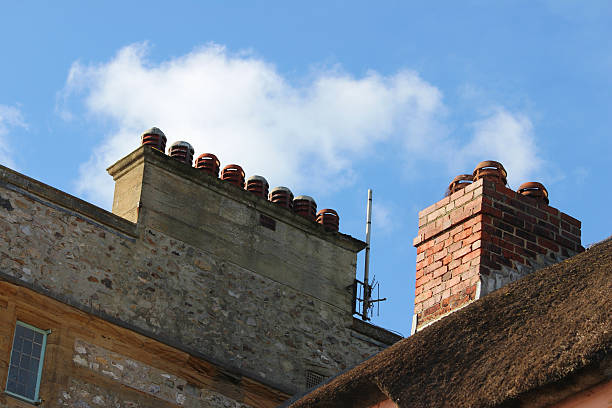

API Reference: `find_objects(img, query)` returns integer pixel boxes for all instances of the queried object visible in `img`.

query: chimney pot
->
[293,195,317,221]
[246,175,269,198]
[517,182,549,205]
[195,153,221,177]
[316,209,339,232]
[168,141,195,165]
[221,164,246,188]
[447,174,473,196]
[141,127,167,152]
[473,160,507,185]
[269,187,294,209]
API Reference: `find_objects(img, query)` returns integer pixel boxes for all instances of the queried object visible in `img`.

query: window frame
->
[4,321,50,404]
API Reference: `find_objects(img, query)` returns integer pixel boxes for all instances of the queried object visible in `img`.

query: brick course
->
[414,178,583,330]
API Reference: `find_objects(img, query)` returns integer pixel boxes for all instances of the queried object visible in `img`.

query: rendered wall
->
[369,399,398,408]
[550,378,612,408]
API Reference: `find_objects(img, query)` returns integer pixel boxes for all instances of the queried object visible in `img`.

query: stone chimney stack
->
[412,161,583,333]
[107,131,366,320]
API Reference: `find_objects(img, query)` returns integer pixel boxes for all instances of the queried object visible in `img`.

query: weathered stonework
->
[72,339,246,408]
[107,147,365,311]
[56,379,253,408]
[0,153,400,406]
[57,379,148,408]
[0,279,289,408]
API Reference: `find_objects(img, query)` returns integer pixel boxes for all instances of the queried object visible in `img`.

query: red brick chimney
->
[412,161,583,333]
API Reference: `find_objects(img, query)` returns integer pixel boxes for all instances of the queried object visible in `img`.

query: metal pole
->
[363,189,373,320]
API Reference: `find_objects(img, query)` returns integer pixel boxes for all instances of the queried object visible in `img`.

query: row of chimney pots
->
[141,127,340,232]
[447,160,550,205]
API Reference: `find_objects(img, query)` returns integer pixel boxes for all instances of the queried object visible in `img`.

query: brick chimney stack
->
[412,161,583,332]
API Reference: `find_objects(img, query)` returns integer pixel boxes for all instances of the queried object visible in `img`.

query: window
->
[5,321,49,404]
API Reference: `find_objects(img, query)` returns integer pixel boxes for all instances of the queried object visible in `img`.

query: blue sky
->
[1,1,611,336]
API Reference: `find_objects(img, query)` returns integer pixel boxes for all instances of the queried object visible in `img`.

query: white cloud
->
[61,43,446,207]
[60,43,544,207]
[456,108,541,187]
[0,105,27,169]
[369,199,401,235]
[572,166,589,185]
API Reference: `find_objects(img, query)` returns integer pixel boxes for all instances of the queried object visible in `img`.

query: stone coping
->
[108,146,367,253]
[351,318,403,346]
[0,166,137,238]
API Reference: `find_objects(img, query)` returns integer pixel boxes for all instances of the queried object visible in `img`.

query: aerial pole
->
[362,189,373,320]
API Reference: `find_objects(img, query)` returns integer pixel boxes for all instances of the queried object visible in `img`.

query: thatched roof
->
[288,238,612,408]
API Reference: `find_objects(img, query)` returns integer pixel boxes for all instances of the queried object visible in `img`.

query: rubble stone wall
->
[0,168,394,401]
